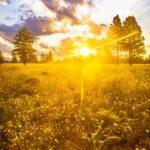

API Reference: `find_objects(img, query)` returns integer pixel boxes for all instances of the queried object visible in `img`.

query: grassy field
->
[0,63,150,149]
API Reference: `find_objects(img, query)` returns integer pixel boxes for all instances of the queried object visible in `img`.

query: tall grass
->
[0,63,150,149]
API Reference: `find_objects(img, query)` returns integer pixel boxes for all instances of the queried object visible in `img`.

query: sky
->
[0,0,150,59]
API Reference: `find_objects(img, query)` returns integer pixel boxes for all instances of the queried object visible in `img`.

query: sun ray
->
[92,31,138,50]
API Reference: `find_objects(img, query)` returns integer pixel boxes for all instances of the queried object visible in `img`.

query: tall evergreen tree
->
[0,51,4,64]
[123,16,145,65]
[40,53,46,63]
[11,50,18,63]
[108,15,123,64]
[40,51,53,63]
[46,51,53,62]
[28,53,38,63]
[13,27,37,65]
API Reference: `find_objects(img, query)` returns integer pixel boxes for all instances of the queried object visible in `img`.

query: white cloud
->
[0,0,9,5]
[0,36,13,48]
[22,0,55,18]
[0,35,13,59]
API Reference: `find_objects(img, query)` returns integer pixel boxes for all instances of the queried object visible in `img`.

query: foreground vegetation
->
[0,63,150,149]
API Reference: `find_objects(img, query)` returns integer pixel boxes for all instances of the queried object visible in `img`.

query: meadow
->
[0,63,150,150]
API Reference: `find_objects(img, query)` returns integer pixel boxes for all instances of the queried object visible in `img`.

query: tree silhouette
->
[13,27,37,65]
[11,50,18,63]
[28,52,38,63]
[123,16,145,65]
[0,51,4,64]
[108,15,123,64]
[40,51,53,63]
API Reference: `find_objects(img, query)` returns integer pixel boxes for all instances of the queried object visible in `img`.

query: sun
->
[78,47,91,56]
[74,47,96,57]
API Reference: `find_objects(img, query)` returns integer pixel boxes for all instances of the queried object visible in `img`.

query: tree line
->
[107,15,145,65]
[0,15,149,65]
[0,27,53,65]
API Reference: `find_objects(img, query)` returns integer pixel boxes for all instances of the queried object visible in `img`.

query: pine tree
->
[11,50,18,63]
[28,53,38,63]
[46,51,53,62]
[40,51,53,63]
[108,15,123,64]
[40,53,46,63]
[13,27,37,65]
[123,16,145,65]
[0,51,4,64]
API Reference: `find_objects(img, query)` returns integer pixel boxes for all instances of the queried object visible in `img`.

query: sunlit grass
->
[0,63,150,149]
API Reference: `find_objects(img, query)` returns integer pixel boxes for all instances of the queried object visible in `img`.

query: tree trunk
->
[117,43,119,65]
[129,36,133,65]
[23,61,26,65]
[129,49,132,65]
[23,53,27,65]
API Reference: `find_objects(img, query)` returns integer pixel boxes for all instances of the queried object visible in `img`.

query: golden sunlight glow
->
[73,47,96,57]
[93,31,138,50]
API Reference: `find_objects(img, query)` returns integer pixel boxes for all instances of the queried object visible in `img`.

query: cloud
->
[64,0,93,6]
[4,17,16,21]
[0,0,10,5]
[0,31,13,42]
[0,24,21,40]
[40,0,93,23]
[87,21,107,35]
[0,34,13,59]
[41,0,77,22]
[0,16,61,37]
[0,0,94,37]
[39,42,50,49]
[0,42,12,53]
[23,16,61,36]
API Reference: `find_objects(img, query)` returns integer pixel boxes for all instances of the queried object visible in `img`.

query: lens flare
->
[92,31,138,50]
[73,47,96,57]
